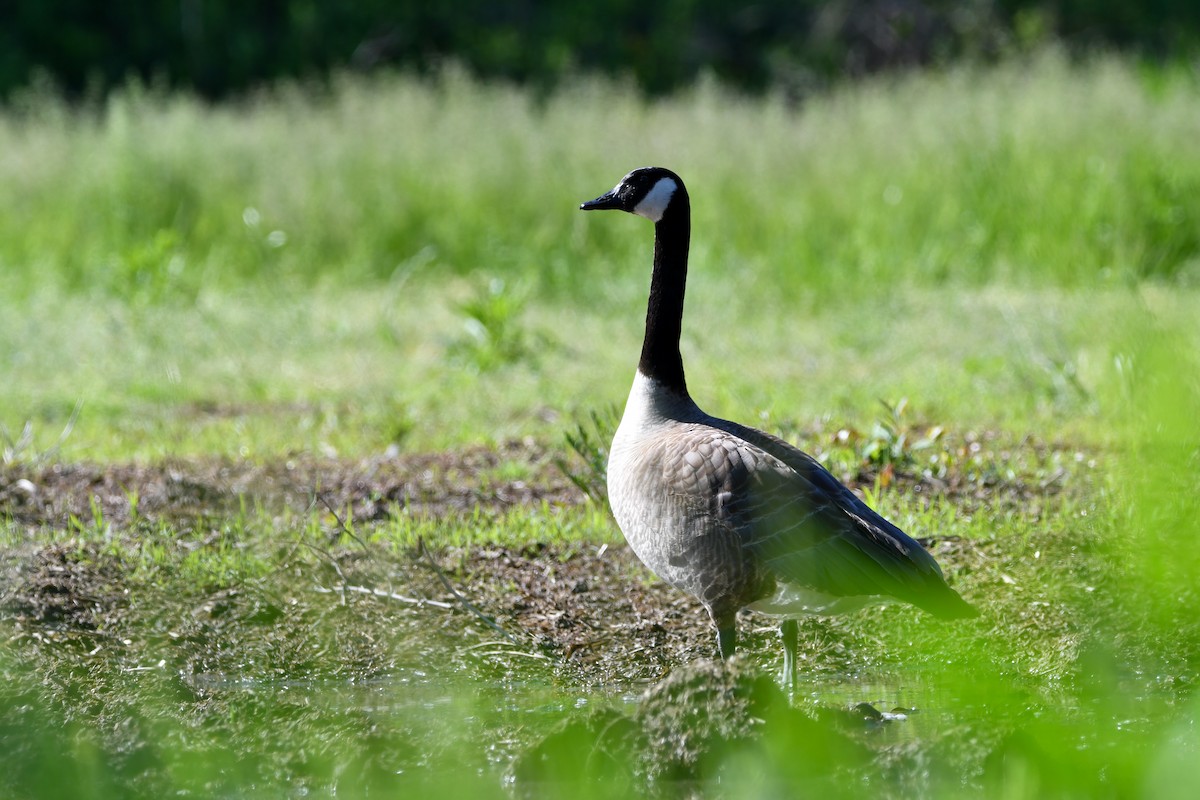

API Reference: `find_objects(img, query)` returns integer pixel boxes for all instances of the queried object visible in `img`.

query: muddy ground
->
[0,438,1015,684]
[0,438,583,529]
[0,438,1076,795]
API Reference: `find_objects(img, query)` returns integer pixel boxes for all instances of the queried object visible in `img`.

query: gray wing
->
[670,420,974,619]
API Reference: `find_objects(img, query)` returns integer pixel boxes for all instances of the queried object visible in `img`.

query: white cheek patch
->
[632,177,678,222]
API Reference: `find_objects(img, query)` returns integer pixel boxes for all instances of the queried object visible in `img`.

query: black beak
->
[580,189,623,211]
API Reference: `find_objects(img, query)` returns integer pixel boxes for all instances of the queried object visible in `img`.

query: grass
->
[1,52,1197,296]
[1,51,1197,461]
[3,283,1195,461]
[1,48,1199,798]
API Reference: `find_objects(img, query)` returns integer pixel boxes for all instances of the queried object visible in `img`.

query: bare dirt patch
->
[0,438,582,529]
[0,433,1061,686]
[0,427,1082,534]
[2,544,128,632]
[0,437,1094,797]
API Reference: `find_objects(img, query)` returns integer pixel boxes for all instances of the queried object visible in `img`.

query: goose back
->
[608,374,973,624]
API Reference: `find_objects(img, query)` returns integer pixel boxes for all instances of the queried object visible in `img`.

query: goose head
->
[580,166,687,223]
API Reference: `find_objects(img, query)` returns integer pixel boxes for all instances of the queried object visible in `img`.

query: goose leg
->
[714,614,737,660]
[780,618,798,691]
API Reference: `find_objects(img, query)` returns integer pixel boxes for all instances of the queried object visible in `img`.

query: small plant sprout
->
[1,401,82,466]
[124,487,142,528]
[557,405,621,502]
[837,398,946,485]
[451,277,548,372]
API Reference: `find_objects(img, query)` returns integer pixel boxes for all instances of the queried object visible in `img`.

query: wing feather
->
[658,417,973,617]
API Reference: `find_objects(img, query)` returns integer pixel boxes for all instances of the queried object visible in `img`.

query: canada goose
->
[580,167,977,683]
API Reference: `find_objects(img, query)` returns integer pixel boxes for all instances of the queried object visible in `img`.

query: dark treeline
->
[3,0,1199,100]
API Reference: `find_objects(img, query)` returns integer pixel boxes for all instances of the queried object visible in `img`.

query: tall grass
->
[1,50,1198,305]
[2,50,1198,460]
[3,54,1200,799]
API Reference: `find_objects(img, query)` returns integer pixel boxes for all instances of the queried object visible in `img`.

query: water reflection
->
[174,659,1196,798]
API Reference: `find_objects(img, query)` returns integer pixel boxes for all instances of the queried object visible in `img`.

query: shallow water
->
[177,663,1012,790]
[8,642,1195,800]
[186,665,989,731]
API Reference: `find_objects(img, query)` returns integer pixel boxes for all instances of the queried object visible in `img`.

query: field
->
[2,49,1200,797]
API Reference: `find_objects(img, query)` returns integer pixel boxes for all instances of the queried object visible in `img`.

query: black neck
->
[637,196,690,394]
